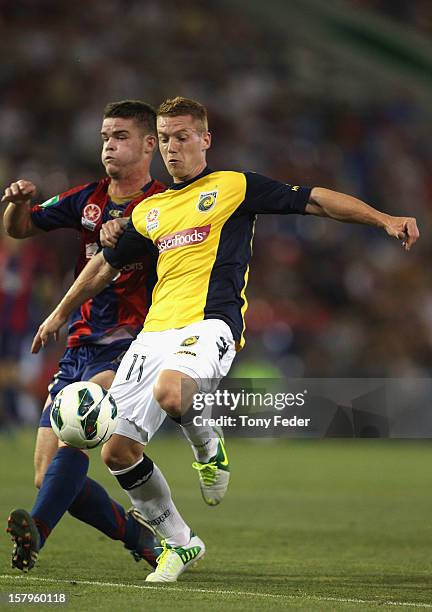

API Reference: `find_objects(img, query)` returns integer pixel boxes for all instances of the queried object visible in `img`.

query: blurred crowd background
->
[1,0,432,427]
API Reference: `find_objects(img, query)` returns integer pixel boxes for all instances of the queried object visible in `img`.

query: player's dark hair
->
[157,97,208,132]
[104,100,157,135]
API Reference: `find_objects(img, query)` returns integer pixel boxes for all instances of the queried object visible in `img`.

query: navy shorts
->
[39,340,131,428]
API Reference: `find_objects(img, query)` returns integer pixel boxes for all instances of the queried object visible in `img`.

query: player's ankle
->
[191,438,218,462]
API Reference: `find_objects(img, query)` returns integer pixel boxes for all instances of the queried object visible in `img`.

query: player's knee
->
[101,439,141,471]
[153,381,182,419]
[101,444,125,470]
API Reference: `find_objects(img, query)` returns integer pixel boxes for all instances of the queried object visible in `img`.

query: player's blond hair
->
[157,97,208,133]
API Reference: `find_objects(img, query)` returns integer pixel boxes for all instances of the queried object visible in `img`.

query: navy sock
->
[68,476,142,551]
[31,446,89,548]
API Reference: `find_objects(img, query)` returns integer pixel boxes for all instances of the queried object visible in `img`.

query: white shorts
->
[109,319,236,445]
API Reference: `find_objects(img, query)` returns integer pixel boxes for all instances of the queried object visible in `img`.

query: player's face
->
[157,115,211,183]
[100,117,152,179]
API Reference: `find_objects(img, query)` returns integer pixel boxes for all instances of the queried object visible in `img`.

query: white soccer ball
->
[50,381,118,449]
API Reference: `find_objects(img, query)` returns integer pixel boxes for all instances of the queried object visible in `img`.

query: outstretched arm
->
[32,215,152,353]
[31,252,117,353]
[305,187,419,251]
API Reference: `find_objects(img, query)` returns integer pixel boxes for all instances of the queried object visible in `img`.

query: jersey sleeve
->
[239,172,312,215]
[30,183,96,231]
[103,218,154,270]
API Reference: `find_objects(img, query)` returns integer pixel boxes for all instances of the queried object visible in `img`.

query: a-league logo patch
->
[181,336,199,347]
[197,190,218,212]
[146,208,160,232]
[40,194,59,208]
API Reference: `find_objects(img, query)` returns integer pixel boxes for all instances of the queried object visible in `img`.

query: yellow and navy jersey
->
[103,168,311,348]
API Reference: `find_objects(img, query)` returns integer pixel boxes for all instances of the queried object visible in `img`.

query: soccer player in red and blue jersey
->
[2,100,165,571]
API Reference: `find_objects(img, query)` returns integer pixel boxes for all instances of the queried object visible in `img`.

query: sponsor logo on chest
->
[155,225,210,253]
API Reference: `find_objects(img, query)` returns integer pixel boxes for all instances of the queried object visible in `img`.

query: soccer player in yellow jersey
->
[32,97,419,582]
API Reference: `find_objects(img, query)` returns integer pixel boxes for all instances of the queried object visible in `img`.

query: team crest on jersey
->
[81,203,102,230]
[197,190,218,212]
[146,208,160,232]
[181,336,199,347]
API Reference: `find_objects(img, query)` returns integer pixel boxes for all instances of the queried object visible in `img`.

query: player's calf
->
[124,507,160,568]
[33,423,60,489]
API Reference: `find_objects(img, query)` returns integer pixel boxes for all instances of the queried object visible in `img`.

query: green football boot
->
[145,534,205,582]
[192,428,230,506]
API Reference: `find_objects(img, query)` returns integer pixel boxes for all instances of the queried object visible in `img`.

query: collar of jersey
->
[169,167,213,191]
[108,179,155,204]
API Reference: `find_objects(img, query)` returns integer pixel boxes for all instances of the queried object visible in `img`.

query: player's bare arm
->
[305,187,419,251]
[100,217,129,248]
[31,252,118,353]
[2,179,42,238]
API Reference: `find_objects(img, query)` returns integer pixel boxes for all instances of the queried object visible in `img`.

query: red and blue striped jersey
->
[31,177,165,347]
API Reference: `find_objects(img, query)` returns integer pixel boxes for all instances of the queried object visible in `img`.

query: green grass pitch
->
[1,430,432,610]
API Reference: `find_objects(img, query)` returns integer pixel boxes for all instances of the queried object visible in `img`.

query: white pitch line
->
[1,575,432,608]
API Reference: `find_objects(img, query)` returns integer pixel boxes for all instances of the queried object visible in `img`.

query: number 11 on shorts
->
[125,353,146,382]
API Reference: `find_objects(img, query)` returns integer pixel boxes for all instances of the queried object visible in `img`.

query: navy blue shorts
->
[39,340,131,428]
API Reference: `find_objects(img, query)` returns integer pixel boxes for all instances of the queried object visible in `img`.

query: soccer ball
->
[50,381,118,449]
